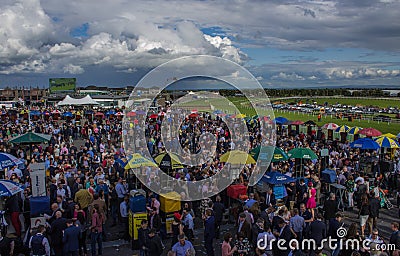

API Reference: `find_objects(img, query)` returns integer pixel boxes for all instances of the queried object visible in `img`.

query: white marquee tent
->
[57,95,99,106]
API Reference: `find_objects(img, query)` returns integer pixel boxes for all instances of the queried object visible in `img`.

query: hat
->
[174,212,181,220]
[308,181,313,187]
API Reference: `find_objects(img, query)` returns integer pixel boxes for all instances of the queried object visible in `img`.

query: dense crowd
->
[0,103,399,256]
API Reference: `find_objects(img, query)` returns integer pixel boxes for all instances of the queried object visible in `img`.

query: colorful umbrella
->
[0,180,24,197]
[154,153,184,170]
[274,117,289,125]
[350,138,380,150]
[115,112,124,116]
[219,150,256,164]
[235,113,246,118]
[290,120,304,125]
[63,112,73,117]
[348,127,362,135]
[51,110,61,114]
[189,113,198,118]
[359,127,382,137]
[124,153,158,169]
[250,146,288,163]
[136,110,146,115]
[261,172,296,185]
[126,111,136,117]
[322,123,339,130]
[149,114,158,119]
[288,148,318,160]
[335,125,350,133]
[374,137,399,149]
[29,110,41,116]
[378,133,397,139]
[0,153,23,169]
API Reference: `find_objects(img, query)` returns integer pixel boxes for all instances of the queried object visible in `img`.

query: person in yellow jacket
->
[74,184,93,215]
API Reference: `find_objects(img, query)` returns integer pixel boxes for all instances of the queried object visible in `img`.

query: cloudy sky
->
[0,0,399,89]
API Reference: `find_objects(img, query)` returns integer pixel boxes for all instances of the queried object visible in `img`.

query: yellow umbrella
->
[219,150,256,164]
[235,113,246,118]
[374,137,399,149]
[154,153,184,169]
[124,153,158,169]
[379,133,397,139]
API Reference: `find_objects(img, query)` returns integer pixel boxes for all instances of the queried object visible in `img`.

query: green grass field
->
[174,96,400,134]
[272,97,400,108]
[228,97,400,134]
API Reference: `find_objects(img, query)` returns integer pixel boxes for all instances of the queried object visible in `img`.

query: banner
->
[30,163,46,197]
[130,212,148,239]
[31,217,46,228]
[273,185,285,199]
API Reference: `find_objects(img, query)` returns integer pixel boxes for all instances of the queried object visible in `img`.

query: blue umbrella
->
[63,112,73,117]
[321,169,337,183]
[106,110,116,116]
[0,153,23,169]
[274,117,289,125]
[261,171,296,185]
[0,179,24,197]
[29,110,41,116]
[213,110,222,115]
[350,138,380,150]
[136,110,146,115]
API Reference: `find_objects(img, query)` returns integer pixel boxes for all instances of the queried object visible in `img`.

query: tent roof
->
[9,132,51,144]
[58,95,99,106]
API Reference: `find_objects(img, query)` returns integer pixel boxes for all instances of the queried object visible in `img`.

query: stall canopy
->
[58,95,99,106]
[9,132,51,144]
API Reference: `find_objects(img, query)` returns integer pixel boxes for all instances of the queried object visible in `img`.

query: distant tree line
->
[218,88,398,97]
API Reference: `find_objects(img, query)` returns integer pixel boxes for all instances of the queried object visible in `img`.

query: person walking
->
[204,209,215,256]
[146,228,164,256]
[358,194,370,237]
[368,191,380,234]
[138,220,149,256]
[222,232,237,256]
[90,205,104,256]
[50,211,67,256]
[29,225,51,256]
[63,219,80,256]
[213,195,225,239]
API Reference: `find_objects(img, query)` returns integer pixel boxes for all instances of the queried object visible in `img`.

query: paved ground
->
[95,202,399,256]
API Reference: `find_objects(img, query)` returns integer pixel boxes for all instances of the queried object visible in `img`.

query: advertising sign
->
[30,163,46,197]
[49,78,76,94]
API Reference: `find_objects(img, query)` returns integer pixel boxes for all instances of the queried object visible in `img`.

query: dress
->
[306,188,317,209]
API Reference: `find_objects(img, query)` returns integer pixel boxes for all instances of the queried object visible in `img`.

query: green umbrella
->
[250,146,288,163]
[288,148,318,160]
[9,132,51,144]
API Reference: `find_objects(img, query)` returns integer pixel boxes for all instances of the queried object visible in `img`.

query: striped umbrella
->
[378,133,397,139]
[335,125,350,133]
[374,137,399,149]
[322,123,339,130]
[348,127,362,135]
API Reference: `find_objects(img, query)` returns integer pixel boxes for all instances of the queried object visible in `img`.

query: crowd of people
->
[0,101,399,256]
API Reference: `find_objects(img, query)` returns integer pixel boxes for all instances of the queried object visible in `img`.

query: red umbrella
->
[189,113,198,118]
[290,120,304,125]
[149,114,158,119]
[359,127,382,137]
[95,112,104,117]
[126,111,136,117]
